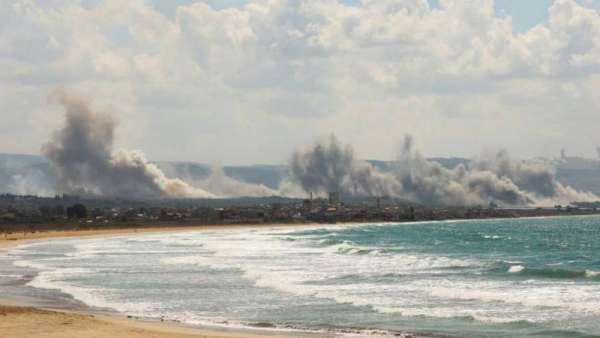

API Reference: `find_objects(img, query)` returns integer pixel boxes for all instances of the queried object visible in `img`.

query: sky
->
[1,0,600,165]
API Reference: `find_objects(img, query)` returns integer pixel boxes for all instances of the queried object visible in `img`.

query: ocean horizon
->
[2,216,600,337]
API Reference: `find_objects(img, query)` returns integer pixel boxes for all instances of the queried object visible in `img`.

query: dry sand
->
[0,224,306,338]
[0,304,295,338]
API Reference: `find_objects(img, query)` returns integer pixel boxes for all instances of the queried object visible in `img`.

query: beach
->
[0,225,300,338]
[0,304,292,338]
[2,216,600,337]
[0,223,292,248]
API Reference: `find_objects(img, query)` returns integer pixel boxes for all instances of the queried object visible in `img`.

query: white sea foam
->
[585,270,600,278]
[13,259,48,271]
[508,265,525,273]
[160,229,520,321]
[25,263,160,316]
[158,226,600,324]
[8,222,600,331]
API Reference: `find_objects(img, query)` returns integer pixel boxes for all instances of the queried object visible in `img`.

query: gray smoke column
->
[286,135,400,197]
[286,134,598,206]
[42,90,214,199]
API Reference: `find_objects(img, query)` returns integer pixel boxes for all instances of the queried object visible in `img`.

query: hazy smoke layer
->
[9,172,54,197]
[153,162,281,198]
[287,135,598,206]
[395,135,599,206]
[199,165,277,197]
[42,91,215,199]
[394,135,527,206]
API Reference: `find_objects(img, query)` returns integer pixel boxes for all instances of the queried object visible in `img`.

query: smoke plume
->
[396,136,598,206]
[42,91,215,199]
[27,90,600,205]
[287,135,400,197]
[287,135,598,206]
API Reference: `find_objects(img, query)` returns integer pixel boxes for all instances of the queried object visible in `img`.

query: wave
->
[313,236,411,256]
[329,243,381,255]
[508,265,525,273]
[506,265,600,280]
[8,222,600,336]
[0,273,26,279]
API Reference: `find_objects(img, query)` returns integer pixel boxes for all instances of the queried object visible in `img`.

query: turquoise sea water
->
[3,215,600,337]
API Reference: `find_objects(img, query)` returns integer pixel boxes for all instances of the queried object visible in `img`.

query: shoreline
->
[0,220,438,338]
[2,215,599,338]
[0,222,320,249]
[0,303,302,338]
[4,210,600,248]
[0,223,322,338]
[4,211,599,249]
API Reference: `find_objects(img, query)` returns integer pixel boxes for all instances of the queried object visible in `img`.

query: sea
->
[2,215,600,337]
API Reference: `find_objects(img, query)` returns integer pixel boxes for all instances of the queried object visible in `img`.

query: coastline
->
[0,223,315,338]
[4,209,599,249]
[0,222,319,248]
[2,215,599,338]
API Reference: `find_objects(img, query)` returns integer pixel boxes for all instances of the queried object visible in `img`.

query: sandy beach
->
[0,304,301,338]
[0,225,301,338]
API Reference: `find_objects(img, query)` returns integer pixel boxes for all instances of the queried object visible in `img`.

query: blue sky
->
[146,0,596,32]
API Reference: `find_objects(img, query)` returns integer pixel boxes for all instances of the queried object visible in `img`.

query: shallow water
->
[3,216,600,337]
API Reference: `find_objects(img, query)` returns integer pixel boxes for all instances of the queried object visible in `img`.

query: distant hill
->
[0,154,53,193]
[0,154,289,194]
[555,157,600,194]
[0,153,47,170]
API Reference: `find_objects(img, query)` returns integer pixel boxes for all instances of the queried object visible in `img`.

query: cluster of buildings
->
[1,192,598,234]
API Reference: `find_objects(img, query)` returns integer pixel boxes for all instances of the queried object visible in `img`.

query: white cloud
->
[1,0,599,164]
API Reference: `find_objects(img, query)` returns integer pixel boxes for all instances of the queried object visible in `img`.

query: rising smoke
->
[286,135,598,206]
[287,136,401,198]
[42,91,215,199]
[397,135,597,206]
[19,90,600,205]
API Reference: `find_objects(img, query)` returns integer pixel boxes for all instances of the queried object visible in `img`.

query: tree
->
[38,205,51,217]
[55,205,65,217]
[67,204,87,219]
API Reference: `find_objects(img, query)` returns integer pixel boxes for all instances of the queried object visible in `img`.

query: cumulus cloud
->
[1,0,600,163]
